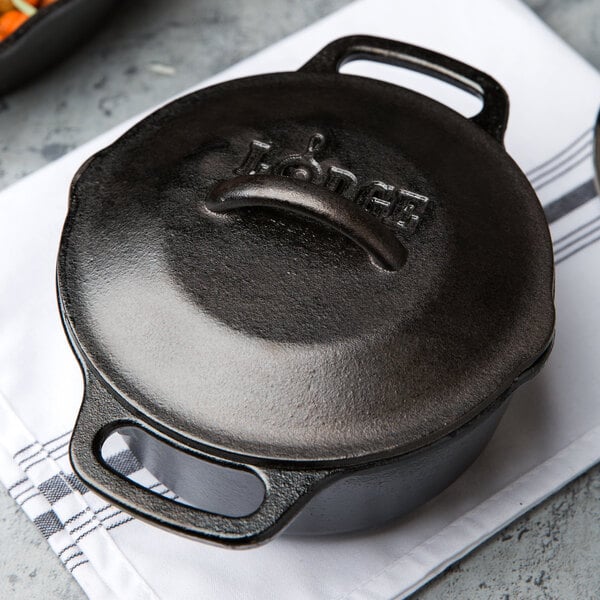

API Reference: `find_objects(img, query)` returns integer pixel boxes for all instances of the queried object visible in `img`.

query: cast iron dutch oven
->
[57,36,555,548]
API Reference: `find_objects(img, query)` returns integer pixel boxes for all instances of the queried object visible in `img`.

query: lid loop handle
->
[300,35,509,144]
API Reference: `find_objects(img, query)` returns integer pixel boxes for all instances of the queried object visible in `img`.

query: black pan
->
[0,0,117,94]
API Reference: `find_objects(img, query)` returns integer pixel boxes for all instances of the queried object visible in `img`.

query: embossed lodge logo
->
[234,132,431,237]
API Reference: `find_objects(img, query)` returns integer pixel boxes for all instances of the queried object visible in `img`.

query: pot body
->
[290,395,507,534]
[121,391,508,535]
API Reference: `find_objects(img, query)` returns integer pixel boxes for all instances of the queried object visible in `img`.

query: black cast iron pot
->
[57,36,555,548]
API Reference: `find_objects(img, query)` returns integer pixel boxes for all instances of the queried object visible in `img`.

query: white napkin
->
[1,0,599,598]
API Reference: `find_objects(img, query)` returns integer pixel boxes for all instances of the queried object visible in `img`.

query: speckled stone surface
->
[0,1,599,599]
[415,464,600,599]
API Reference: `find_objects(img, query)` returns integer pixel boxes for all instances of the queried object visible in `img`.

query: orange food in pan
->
[0,10,27,40]
[0,0,57,42]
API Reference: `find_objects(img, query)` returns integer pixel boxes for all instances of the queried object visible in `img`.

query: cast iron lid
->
[58,36,555,466]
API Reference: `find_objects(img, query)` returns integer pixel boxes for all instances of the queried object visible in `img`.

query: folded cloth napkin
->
[1,0,599,598]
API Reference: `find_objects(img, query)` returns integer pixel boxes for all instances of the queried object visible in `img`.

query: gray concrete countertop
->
[0,1,599,598]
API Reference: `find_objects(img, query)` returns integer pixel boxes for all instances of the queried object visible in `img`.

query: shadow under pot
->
[57,35,555,548]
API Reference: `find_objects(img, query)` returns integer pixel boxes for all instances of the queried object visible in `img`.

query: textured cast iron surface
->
[0,0,117,94]
[58,36,555,465]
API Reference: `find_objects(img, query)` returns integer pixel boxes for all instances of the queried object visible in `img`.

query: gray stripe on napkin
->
[65,473,88,495]
[34,511,63,539]
[38,475,72,504]
[104,450,143,477]
[544,179,597,223]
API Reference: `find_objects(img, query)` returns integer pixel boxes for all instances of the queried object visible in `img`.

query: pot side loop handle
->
[300,35,509,144]
[205,174,407,271]
[70,370,339,548]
